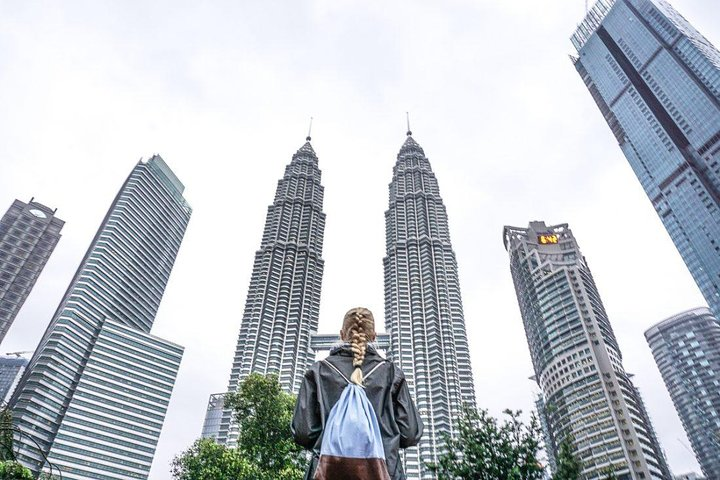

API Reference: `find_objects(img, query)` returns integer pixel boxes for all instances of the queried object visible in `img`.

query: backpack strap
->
[322,360,353,386]
[323,359,387,387]
[364,360,387,382]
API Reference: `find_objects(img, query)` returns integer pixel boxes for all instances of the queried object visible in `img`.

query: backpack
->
[314,360,391,480]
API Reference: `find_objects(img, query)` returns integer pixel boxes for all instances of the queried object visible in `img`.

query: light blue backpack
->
[314,360,391,480]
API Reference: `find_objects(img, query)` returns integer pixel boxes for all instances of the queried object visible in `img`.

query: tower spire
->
[406,112,412,136]
[306,117,313,142]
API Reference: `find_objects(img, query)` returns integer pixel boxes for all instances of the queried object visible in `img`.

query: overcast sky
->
[2,0,720,478]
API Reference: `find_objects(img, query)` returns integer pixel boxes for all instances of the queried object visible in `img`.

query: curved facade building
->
[645,307,720,479]
[504,221,670,480]
[208,139,326,445]
[384,133,476,479]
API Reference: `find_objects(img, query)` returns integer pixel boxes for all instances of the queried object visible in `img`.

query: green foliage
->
[428,407,545,480]
[172,374,306,480]
[0,460,33,480]
[171,439,257,480]
[552,437,582,480]
[225,373,306,475]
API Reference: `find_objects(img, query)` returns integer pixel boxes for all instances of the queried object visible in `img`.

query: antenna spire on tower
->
[306,117,313,142]
[406,112,412,136]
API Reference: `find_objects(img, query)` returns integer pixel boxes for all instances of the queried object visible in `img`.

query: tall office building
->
[204,137,326,445]
[10,156,191,480]
[0,199,63,344]
[384,132,476,479]
[645,307,720,479]
[504,221,671,480]
[535,393,557,473]
[572,0,720,319]
[0,354,30,404]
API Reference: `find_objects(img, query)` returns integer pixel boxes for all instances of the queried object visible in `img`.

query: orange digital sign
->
[538,234,559,245]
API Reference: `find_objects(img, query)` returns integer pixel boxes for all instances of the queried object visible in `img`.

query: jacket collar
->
[329,342,379,357]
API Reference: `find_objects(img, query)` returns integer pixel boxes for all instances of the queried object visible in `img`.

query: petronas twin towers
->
[203,130,476,478]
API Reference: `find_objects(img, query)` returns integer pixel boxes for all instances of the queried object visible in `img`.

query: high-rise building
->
[384,132,476,479]
[675,474,705,480]
[204,137,326,445]
[0,199,64,344]
[535,393,557,474]
[504,221,671,480]
[645,307,720,479]
[0,354,30,404]
[10,155,191,480]
[571,0,720,319]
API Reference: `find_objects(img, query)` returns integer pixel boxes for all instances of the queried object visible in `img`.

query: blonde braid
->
[342,307,375,385]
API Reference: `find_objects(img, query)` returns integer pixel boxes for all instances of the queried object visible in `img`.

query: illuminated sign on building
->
[538,234,558,245]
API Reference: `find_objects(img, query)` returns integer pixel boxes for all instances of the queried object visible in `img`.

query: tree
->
[0,460,33,480]
[171,438,258,480]
[428,407,545,480]
[552,436,582,480]
[225,373,306,475]
[172,374,306,480]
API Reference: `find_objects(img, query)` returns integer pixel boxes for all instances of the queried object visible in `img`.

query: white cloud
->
[1,0,718,477]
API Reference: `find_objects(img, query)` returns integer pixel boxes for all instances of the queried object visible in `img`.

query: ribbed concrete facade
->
[505,222,670,480]
[384,134,476,479]
[208,139,325,445]
[10,156,191,479]
[0,199,63,344]
[645,307,720,479]
[572,0,720,320]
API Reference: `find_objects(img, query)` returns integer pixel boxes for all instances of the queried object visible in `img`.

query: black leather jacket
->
[292,344,423,480]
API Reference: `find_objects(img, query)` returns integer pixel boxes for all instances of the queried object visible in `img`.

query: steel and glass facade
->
[0,355,30,404]
[572,0,720,319]
[384,134,476,479]
[504,221,671,480]
[645,307,720,479]
[0,199,63,344]
[10,156,191,479]
[201,393,225,441]
[205,139,326,445]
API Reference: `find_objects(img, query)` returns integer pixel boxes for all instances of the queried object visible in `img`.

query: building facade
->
[674,474,705,480]
[535,393,558,474]
[645,307,720,479]
[572,0,720,319]
[504,221,670,480]
[204,138,326,445]
[10,156,191,480]
[384,133,476,478]
[0,199,64,344]
[0,354,30,404]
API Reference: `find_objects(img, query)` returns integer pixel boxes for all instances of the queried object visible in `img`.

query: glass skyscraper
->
[10,156,191,480]
[384,133,476,479]
[0,199,63,344]
[504,221,670,480]
[572,0,720,319]
[0,354,30,404]
[645,307,720,479]
[204,137,326,445]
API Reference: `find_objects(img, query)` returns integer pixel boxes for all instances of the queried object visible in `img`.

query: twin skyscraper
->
[201,131,477,479]
[4,0,720,478]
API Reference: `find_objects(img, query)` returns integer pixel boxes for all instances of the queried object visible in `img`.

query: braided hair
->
[341,307,376,385]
